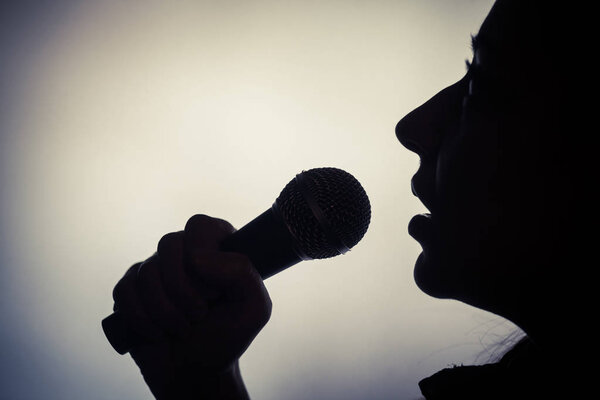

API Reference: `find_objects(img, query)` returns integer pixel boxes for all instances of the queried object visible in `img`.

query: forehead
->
[476,0,533,58]
[473,0,561,83]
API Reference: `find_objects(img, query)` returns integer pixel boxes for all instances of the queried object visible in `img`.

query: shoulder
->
[418,337,561,399]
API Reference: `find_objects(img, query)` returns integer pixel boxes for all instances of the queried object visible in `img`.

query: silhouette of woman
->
[108,1,580,398]
[396,1,579,398]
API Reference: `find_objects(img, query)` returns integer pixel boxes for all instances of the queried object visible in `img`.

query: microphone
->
[221,167,371,278]
[102,167,371,354]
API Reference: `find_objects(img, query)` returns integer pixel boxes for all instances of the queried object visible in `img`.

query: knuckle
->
[249,293,272,330]
[112,263,141,303]
[259,294,273,325]
[243,291,272,332]
[157,231,183,255]
[215,218,236,234]
[185,214,235,236]
[136,258,156,285]
[112,280,125,303]
[185,214,213,232]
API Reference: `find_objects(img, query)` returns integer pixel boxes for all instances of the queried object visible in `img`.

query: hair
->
[477,329,527,364]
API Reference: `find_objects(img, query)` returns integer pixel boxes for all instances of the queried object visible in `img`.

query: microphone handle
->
[102,206,303,355]
[220,204,305,279]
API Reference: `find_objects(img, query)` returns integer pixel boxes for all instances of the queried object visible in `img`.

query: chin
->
[412,251,460,300]
[413,249,508,316]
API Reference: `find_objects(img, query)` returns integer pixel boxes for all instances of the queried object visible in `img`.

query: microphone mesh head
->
[275,167,371,259]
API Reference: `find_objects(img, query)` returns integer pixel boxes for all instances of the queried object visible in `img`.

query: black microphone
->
[102,167,371,354]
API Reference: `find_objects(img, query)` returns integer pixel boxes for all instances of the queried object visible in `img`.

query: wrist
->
[163,361,249,400]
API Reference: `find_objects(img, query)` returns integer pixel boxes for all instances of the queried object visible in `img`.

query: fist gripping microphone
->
[103,167,371,354]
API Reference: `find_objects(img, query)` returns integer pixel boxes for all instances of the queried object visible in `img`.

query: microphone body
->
[102,167,370,354]
[219,205,304,279]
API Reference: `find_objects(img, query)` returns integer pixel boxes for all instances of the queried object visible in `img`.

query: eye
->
[462,62,479,100]
[466,64,485,95]
[462,62,505,110]
[464,59,483,97]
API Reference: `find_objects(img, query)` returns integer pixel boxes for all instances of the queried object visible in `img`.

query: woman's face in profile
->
[396,0,561,313]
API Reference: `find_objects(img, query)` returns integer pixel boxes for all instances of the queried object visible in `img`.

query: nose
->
[396,75,469,159]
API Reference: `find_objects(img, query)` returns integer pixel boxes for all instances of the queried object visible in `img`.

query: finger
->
[112,263,164,342]
[136,255,191,339]
[185,252,272,367]
[184,214,236,255]
[189,252,272,329]
[157,231,208,321]
[183,214,237,301]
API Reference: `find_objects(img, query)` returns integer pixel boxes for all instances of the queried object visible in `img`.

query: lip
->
[410,169,435,214]
[408,213,433,243]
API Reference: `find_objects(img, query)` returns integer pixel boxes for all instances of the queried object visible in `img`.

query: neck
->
[485,289,574,364]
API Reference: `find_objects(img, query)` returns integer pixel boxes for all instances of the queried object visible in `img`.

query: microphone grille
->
[275,167,371,259]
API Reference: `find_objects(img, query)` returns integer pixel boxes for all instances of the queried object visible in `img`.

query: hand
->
[111,214,272,399]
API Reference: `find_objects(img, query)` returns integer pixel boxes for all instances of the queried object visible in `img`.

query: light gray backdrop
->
[1,1,519,399]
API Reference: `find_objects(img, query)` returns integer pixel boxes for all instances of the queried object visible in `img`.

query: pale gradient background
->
[0,1,520,399]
